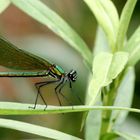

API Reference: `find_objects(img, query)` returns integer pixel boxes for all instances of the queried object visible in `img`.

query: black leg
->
[29,80,59,110]
[55,78,73,113]
[59,92,73,105]
[74,93,84,105]
[54,78,64,106]
[29,82,48,109]
[101,92,104,102]
[58,78,83,105]
[57,81,73,105]
[68,79,84,105]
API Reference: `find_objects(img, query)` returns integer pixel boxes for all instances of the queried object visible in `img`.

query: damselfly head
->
[67,70,77,82]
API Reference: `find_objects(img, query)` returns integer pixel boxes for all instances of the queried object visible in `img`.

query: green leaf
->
[0,118,82,140]
[116,0,137,51]
[85,110,101,140]
[115,131,140,140]
[93,26,110,55]
[83,0,119,50]
[0,0,10,13]
[0,102,140,115]
[101,132,118,140]
[111,67,135,129]
[86,52,112,105]
[11,0,92,67]
[124,26,140,66]
[104,52,129,85]
[86,52,128,106]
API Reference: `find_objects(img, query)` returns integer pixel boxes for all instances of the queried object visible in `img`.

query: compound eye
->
[68,70,77,82]
[72,75,77,81]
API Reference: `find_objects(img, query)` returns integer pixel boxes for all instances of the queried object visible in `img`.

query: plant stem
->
[100,87,116,137]
[100,71,125,138]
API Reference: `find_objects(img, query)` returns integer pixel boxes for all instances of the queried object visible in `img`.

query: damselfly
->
[0,36,83,110]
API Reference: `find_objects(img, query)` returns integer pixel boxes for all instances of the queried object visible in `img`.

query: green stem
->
[100,71,125,138]
[100,87,116,137]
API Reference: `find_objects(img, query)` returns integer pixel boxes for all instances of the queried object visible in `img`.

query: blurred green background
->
[0,0,140,139]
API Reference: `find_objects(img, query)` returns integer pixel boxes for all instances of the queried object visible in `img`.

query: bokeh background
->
[0,0,140,139]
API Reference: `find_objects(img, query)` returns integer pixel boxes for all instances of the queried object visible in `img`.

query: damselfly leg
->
[29,80,59,110]
[55,79,73,106]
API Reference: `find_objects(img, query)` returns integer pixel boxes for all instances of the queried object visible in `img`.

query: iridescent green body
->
[0,71,48,77]
[55,65,65,74]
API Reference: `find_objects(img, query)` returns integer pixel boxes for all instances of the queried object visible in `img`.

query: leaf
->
[0,0,10,13]
[11,0,92,67]
[116,0,137,51]
[0,118,82,140]
[86,52,112,105]
[111,67,135,129]
[83,0,119,50]
[104,52,129,85]
[93,26,110,55]
[115,131,140,140]
[86,52,128,106]
[101,132,118,140]
[85,110,101,140]
[124,26,140,66]
[0,102,140,115]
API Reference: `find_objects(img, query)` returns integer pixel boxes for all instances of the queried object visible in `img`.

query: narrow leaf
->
[11,0,92,67]
[0,0,10,13]
[101,132,118,140]
[111,67,135,129]
[0,102,139,114]
[115,131,140,140]
[104,52,128,85]
[116,0,137,51]
[85,110,101,140]
[124,26,140,66]
[84,0,119,50]
[86,52,112,105]
[93,26,110,55]
[0,118,82,140]
[0,102,140,115]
